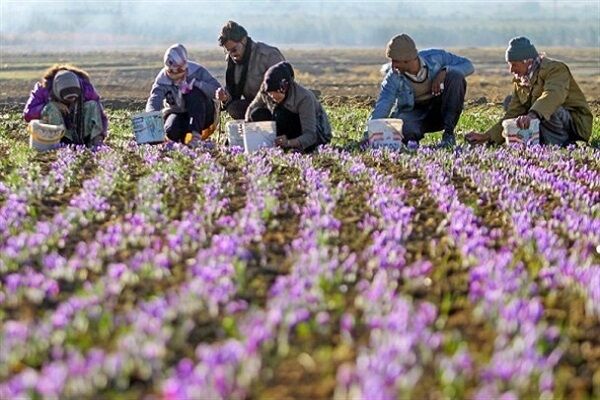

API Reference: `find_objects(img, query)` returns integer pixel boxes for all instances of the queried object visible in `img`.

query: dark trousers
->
[226,99,252,120]
[248,105,317,153]
[401,70,467,142]
[164,88,214,143]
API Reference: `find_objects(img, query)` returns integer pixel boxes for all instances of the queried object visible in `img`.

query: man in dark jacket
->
[216,21,285,120]
[246,61,332,153]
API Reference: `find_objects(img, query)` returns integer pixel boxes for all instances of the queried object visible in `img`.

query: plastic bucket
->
[226,120,245,148]
[502,118,540,145]
[367,118,404,149]
[131,111,165,144]
[28,120,65,151]
[242,121,276,153]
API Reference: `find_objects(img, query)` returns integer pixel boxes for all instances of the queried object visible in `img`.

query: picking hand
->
[465,131,490,145]
[274,135,289,148]
[216,87,230,102]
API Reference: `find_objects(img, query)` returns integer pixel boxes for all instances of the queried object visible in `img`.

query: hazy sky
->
[1,0,598,49]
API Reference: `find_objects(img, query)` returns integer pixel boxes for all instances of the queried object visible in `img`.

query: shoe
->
[188,132,202,148]
[438,132,456,148]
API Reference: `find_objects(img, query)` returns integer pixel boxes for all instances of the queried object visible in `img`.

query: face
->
[508,60,529,77]
[391,57,420,75]
[266,90,286,104]
[223,39,246,63]
[166,65,187,81]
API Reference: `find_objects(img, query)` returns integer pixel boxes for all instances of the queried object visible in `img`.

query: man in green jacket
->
[466,36,592,146]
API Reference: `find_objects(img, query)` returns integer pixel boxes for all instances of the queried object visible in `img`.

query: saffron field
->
[1,98,599,400]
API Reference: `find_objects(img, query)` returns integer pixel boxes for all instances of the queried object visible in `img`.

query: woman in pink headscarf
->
[146,43,223,146]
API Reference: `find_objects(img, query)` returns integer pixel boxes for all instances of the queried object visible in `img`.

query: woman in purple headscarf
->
[23,64,108,147]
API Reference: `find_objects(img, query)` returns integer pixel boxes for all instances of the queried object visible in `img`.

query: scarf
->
[517,55,543,87]
[403,57,428,82]
[225,37,253,101]
[51,71,85,144]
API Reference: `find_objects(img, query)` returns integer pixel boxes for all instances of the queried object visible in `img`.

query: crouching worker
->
[146,44,222,146]
[370,34,474,148]
[23,65,108,147]
[245,61,332,153]
[466,37,592,146]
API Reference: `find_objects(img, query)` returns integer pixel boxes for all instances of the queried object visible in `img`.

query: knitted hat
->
[386,34,418,61]
[218,21,248,45]
[263,61,294,92]
[52,70,81,102]
[505,37,538,62]
[164,44,188,69]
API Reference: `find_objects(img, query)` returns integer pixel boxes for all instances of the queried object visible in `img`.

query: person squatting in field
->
[23,65,108,147]
[215,21,286,121]
[369,33,474,148]
[466,36,593,146]
[245,61,332,153]
[146,43,221,147]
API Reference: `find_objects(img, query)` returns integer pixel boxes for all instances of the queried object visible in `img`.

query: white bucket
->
[367,118,404,149]
[131,111,166,144]
[28,120,65,151]
[226,120,245,148]
[242,121,276,153]
[502,118,540,145]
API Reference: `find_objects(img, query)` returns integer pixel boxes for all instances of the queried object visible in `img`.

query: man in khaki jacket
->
[215,21,285,120]
[466,36,592,146]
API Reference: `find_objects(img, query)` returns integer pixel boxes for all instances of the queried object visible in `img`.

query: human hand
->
[57,102,70,114]
[465,131,490,145]
[274,135,289,148]
[516,114,531,129]
[432,68,447,96]
[216,87,230,102]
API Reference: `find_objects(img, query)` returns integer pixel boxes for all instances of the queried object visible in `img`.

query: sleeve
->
[484,86,528,143]
[530,64,571,121]
[145,80,166,112]
[295,95,319,150]
[441,50,474,77]
[23,82,49,122]
[193,67,222,100]
[266,48,285,68]
[370,70,400,120]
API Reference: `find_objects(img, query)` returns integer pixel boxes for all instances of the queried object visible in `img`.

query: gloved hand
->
[179,78,196,95]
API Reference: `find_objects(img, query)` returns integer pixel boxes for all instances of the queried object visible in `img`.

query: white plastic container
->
[226,119,245,148]
[367,118,404,149]
[28,120,65,151]
[242,121,276,153]
[131,111,166,144]
[502,118,540,146]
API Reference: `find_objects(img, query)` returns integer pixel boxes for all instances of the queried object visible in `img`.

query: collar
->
[403,56,428,82]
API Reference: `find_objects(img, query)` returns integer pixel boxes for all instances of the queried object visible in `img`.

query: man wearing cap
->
[216,21,285,120]
[23,64,108,147]
[146,43,222,146]
[370,33,474,148]
[466,36,592,146]
[245,61,331,153]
